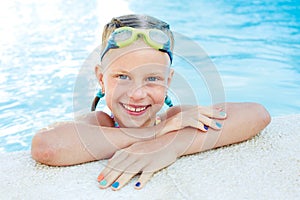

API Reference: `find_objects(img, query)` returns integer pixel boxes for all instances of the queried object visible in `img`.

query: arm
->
[158,102,271,156]
[97,102,271,190]
[31,111,162,166]
[31,105,223,166]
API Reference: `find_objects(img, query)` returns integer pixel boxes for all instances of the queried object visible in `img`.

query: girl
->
[31,14,271,191]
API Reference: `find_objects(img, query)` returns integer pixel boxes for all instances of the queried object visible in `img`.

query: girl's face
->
[96,43,173,128]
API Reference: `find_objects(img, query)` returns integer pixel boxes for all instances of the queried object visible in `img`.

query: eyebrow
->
[110,70,129,74]
[146,72,165,76]
[110,69,166,75]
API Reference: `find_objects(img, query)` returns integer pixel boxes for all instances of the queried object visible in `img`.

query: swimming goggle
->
[100,27,173,63]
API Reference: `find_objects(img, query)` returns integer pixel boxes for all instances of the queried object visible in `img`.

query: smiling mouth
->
[121,103,150,113]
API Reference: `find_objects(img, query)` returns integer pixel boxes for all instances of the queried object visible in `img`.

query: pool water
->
[130,0,300,114]
[0,0,299,152]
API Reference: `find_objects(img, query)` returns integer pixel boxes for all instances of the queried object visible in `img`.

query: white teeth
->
[123,104,146,112]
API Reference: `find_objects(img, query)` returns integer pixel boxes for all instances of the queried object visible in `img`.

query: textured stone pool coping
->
[1,114,299,200]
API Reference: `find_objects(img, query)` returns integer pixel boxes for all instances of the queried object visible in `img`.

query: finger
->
[99,168,122,189]
[98,149,128,181]
[187,119,208,132]
[214,108,227,119]
[134,171,154,190]
[107,149,128,169]
[112,159,145,190]
[111,161,143,191]
[197,106,227,119]
[111,172,137,191]
[198,115,222,130]
[99,154,138,189]
[212,105,226,112]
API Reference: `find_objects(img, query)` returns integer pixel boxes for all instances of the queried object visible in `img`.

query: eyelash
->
[117,74,130,80]
[147,77,159,82]
[114,74,162,82]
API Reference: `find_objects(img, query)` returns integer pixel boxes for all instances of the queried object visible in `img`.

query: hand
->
[97,139,178,190]
[157,105,227,136]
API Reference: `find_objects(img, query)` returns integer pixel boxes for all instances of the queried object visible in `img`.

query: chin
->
[121,118,150,128]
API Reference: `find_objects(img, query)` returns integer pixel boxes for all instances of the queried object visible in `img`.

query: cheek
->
[104,80,133,105]
[103,80,120,105]
[103,75,121,93]
[150,87,167,105]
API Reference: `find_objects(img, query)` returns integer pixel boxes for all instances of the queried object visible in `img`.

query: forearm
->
[142,102,271,157]
[31,121,158,166]
[79,122,160,157]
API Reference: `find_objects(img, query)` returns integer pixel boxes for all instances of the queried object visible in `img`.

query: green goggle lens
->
[114,29,133,44]
[149,30,169,44]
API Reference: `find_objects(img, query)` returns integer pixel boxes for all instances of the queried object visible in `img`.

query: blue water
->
[130,0,300,113]
[0,0,299,152]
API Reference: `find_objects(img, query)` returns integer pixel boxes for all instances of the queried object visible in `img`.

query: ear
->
[95,64,105,93]
[167,68,174,88]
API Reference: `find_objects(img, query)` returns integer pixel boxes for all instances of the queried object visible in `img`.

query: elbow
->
[257,103,271,129]
[31,130,57,166]
[249,103,271,138]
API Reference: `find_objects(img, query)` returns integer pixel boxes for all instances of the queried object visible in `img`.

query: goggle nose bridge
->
[136,32,144,38]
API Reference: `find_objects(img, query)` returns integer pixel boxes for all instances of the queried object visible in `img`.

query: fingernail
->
[216,122,222,128]
[97,174,104,182]
[135,182,141,187]
[219,111,226,117]
[204,125,209,130]
[112,182,119,189]
[99,179,107,186]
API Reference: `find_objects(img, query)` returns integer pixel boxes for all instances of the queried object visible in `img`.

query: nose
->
[127,84,147,101]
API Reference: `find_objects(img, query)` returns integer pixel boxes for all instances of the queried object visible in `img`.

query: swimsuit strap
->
[110,114,120,128]
[155,115,161,125]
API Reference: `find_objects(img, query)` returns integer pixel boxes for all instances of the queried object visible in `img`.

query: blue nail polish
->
[220,111,226,117]
[204,125,209,130]
[216,122,222,128]
[112,182,119,189]
[99,179,107,186]
[135,182,141,187]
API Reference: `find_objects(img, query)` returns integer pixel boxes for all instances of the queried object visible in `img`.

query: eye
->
[118,74,130,80]
[147,76,159,81]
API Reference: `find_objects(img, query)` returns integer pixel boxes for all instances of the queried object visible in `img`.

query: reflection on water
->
[0,1,99,152]
[0,0,300,152]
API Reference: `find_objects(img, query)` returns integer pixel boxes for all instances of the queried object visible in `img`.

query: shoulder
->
[76,111,115,127]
